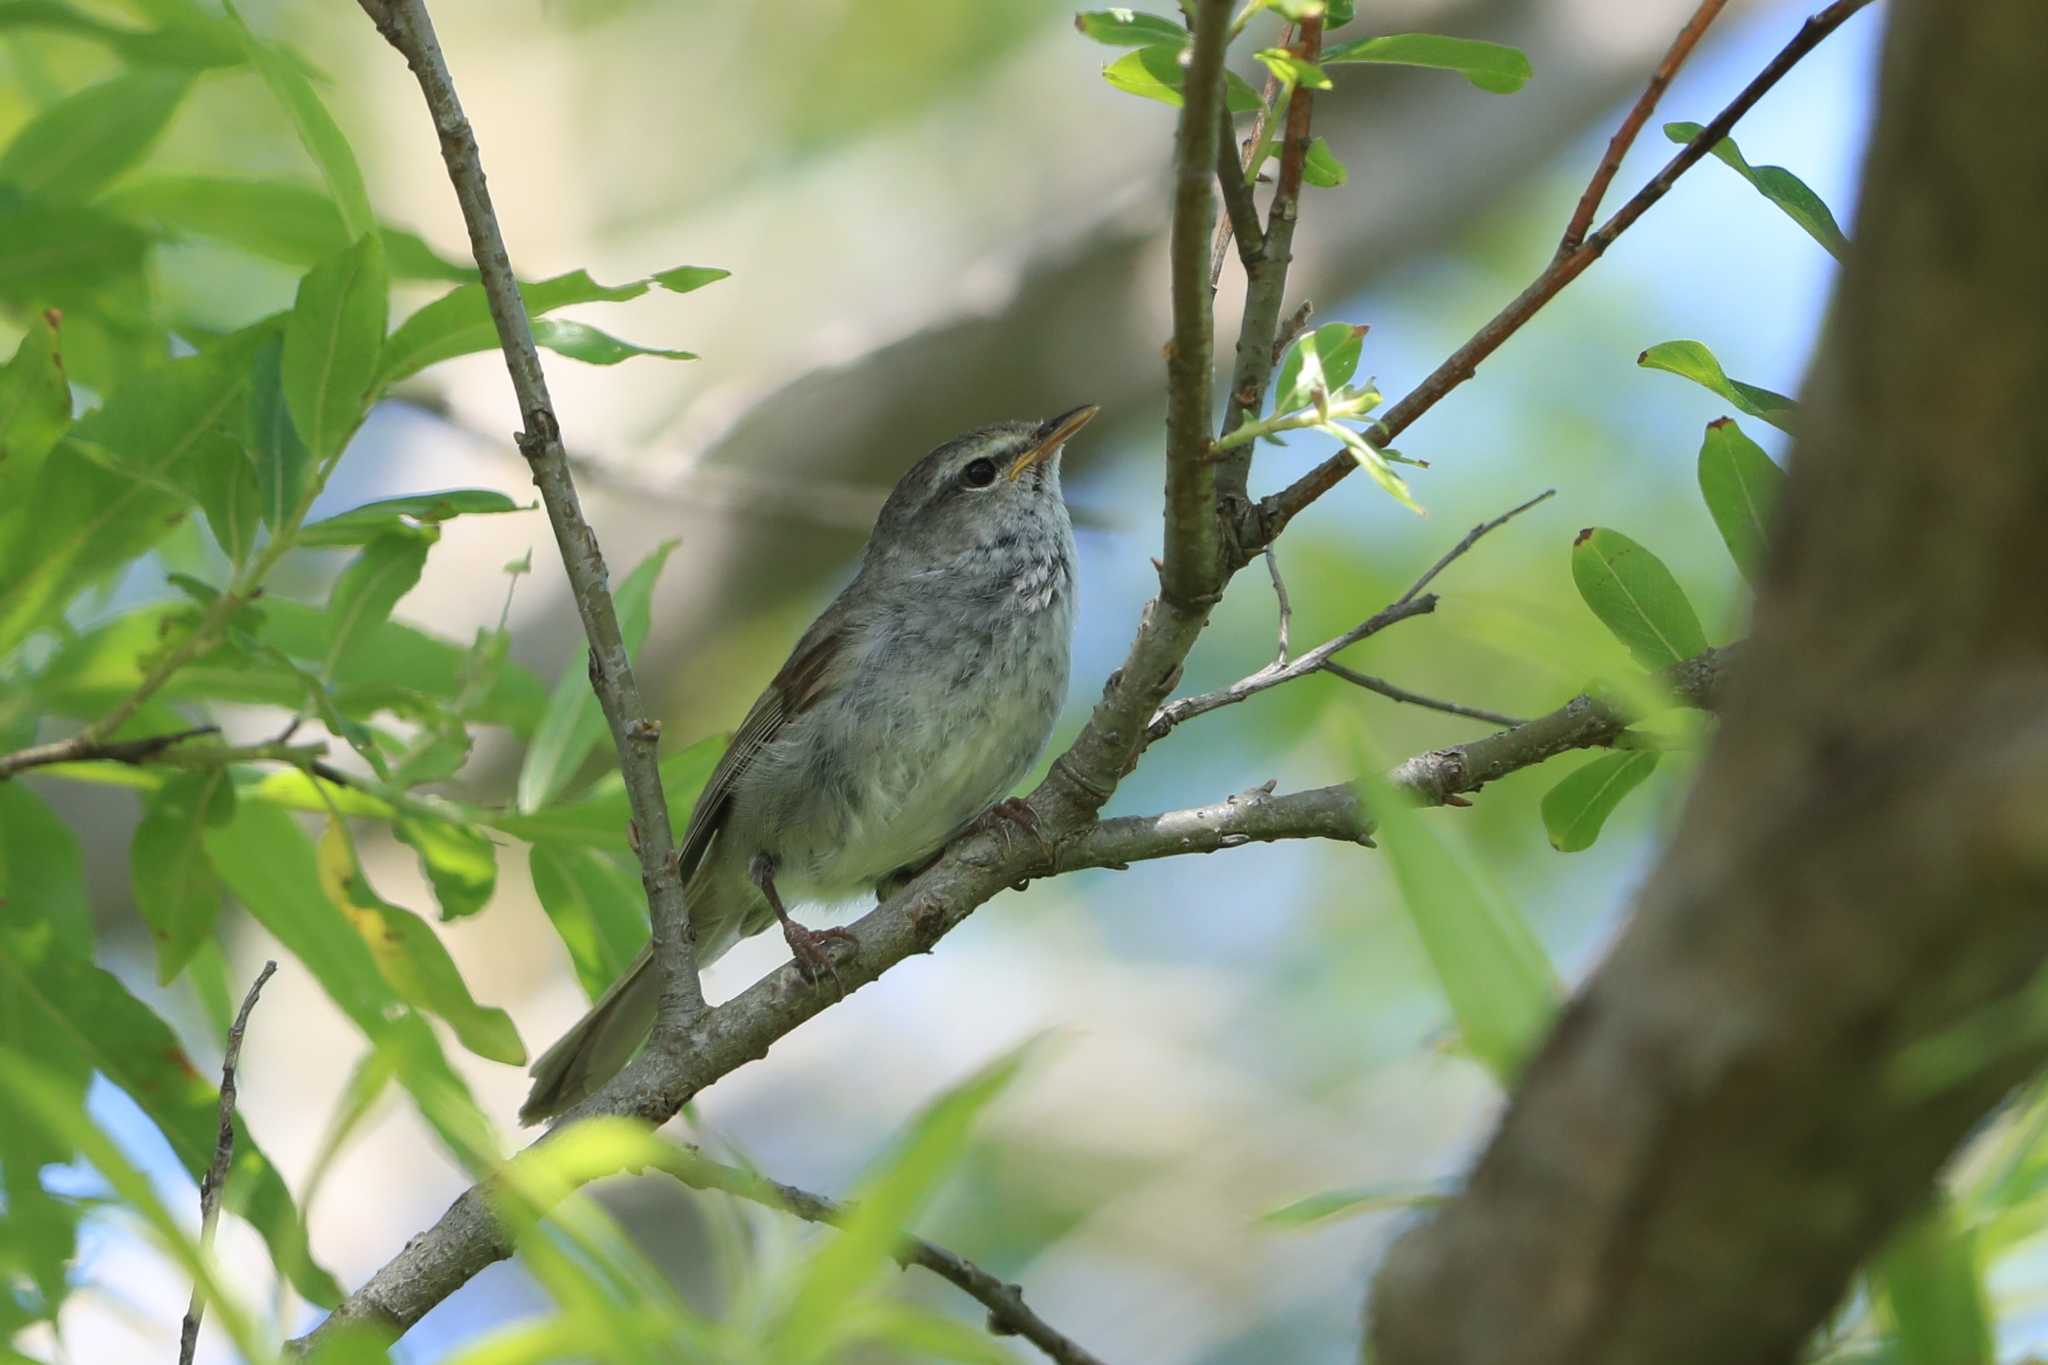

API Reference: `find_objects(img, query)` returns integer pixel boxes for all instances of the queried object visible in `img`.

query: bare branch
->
[353,0,704,1030]
[1213,102,1266,281]
[1397,488,1556,606]
[178,961,276,1365]
[0,725,219,781]
[661,1148,1109,1365]
[1557,0,1730,255]
[1252,0,1878,550]
[1321,663,1525,729]
[1264,544,1292,665]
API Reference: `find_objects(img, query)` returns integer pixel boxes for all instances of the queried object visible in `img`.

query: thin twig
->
[1320,662,1525,728]
[1148,491,1553,742]
[1251,0,1876,550]
[1213,103,1265,279]
[663,1149,1107,1365]
[179,961,276,1365]
[0,725,219,781]
[1264,544,1292,665]
[1557,0,1730,255]
[355,0,704,1028]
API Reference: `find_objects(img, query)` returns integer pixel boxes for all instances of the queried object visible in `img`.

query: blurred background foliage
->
[0,0,1956,1362]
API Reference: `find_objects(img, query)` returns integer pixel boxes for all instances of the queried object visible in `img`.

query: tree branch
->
[1251,0,1877,552]
[0,725,219,781]
[660,1147,1108,1365]
[1557,0,1729,255]
[178,961,275,1365]
[352,0,704,1031]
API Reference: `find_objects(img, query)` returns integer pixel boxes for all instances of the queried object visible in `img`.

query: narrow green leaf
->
[0,311,71,555]
[102,175,473,280]
[324,532,432,677]
[530,844,645,1002]
[1254,47,1332,90]
[1697,416,1785,584]
[0,198,149,312]
[297,1046,396,1227]
[282,234,389,463]
[0,70,189,200]
[1355,748,1560,1082]
[1665,121,1848,259]
[204,802,498,1165]
[1261,1181,1448,1228]
[392,813,497,922]
[1325,0,1355,25]
[1100,44,1262,113]
[379,267,714,385]
[496,735,724,851]
[1325,422,1422,515]
[1073,9,1187,45]
[1570,527,1710,671]
[1874,1202,1993,1365]
[1540,749,1660,852]
[0,1,246,70]
[777,1050,1030,1357]
[1274,322,1367,413]
[130,771,234,981]
[192,431,263,565]
[1301,135,1346,188]
[243,327,312,530]
[1321,33,1530,92]
[299,490,527,548]
[516,539,678,813]
[0,784,88,957]
[229,2,372,238]
[531,317,696,367]
[0,875,341,1305]
[316,825,523,1064]
[1638,339,1797,433]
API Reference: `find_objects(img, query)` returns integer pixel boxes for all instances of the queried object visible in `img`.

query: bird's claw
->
[782,918,858,993]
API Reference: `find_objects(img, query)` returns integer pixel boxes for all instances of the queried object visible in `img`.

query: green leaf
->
[1301,135,1346,188]
[297,1046,396,1228]
[1638,339,1797,433]
[0,871,342,1305]
[1570,527,1710,671]
[1874,1201,1993,1365]
[1324,421,1422,515]
[131,771,234,982]
[192,430,263,565]
[0,70,190,200]
[776,1049,1029,1357]
[378,267,719,385]
[299,490,526,548]
[1355,747,1559,1082]
[1261,1181,1448,1228]
[392,813,497,922]
[1696,416,1785,584]
[0,1,246,70]
[283,234,389,463]
[1540,749,1660,852]
[324,532,432,677]
[1072,9,1187,45]
[316,825,523,1064]
[0,311,71,554]
[1664,121,1848,259]
[1100,44,1263,114]
[0,198,149,312]
[243,327,312,530]
[1325,0,1355,25]
[516,539,678,813]
[1321,33,1531,93]
[531,317,696,367]
[530,845,645,1002]
[1274,321,1366,413]
[496,735,724,851]
[204,802,498,1164]
[102,175,474,280]
[0,346,245,654]
[229,2,372,239]
[0,784,88,957]
[1254,47,1332,90]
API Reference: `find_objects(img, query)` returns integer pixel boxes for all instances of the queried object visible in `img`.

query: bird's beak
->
[1008,404,1099,481]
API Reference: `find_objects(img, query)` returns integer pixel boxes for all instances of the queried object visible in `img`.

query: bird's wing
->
[672,618,850,882]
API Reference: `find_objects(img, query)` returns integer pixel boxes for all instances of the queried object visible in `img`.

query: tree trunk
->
[1368,2,2048,1362]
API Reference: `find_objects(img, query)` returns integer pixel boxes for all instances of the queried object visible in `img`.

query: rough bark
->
[1368,4,2048,1363]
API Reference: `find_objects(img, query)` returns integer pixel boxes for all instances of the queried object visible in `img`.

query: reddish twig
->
[1251,0,1875,551]
[1558,0,1730,255]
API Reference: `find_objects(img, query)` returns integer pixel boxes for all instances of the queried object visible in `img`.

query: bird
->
[520,405,1096,1123]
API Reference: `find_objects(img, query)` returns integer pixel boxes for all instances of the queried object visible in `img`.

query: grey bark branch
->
[178,961,275,1365]
[660,1147,1109,1365]
[353,0,705,1031]
[1369,4,2048,1361]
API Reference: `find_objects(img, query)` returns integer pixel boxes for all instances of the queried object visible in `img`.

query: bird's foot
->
[781,915,858,992]
[970,797,1053,864]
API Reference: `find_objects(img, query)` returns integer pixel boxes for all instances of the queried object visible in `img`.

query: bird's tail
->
[519,943,661,1125]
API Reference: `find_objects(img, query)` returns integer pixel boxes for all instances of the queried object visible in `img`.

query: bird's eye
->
[960,457,999,489]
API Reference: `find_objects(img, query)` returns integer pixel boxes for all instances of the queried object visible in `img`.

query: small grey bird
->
[521,406,1095,1123]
